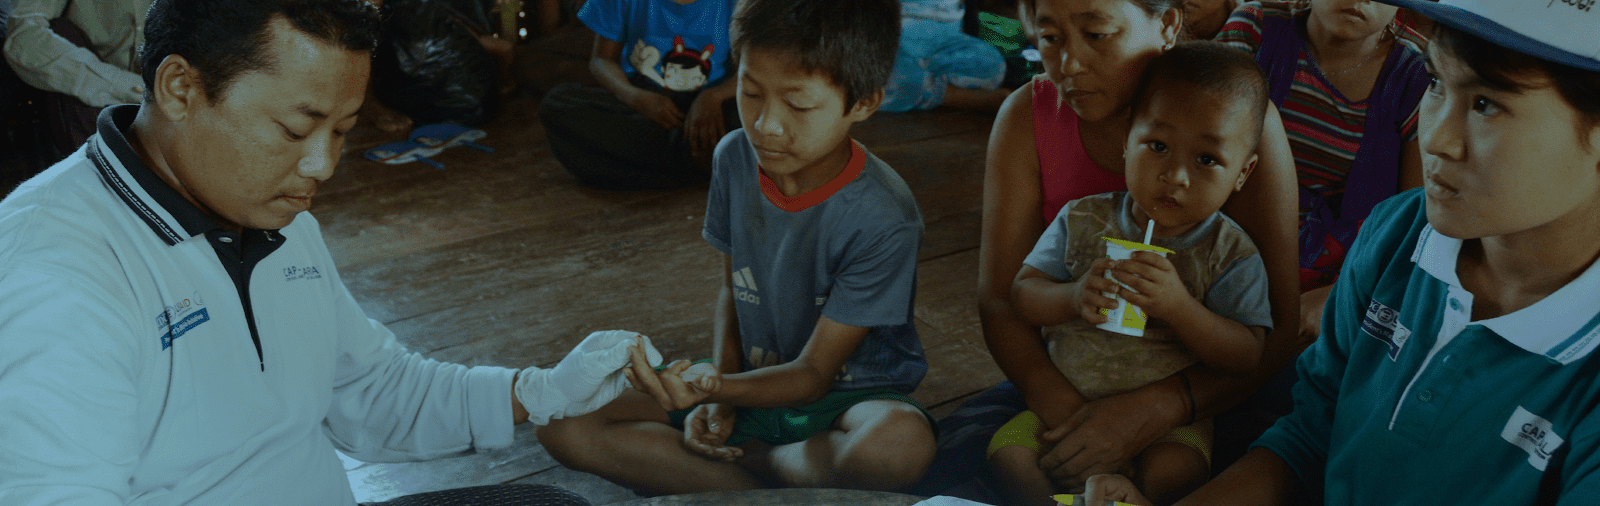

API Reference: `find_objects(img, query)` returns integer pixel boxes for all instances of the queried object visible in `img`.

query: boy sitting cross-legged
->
[537,0,936,494]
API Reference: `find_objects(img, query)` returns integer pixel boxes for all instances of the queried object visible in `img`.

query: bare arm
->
[1174,447,1301,506]
[512,376,529,424]
[1199,104,1304,416]
[1013,262,1122,327]
[978,82,1087,425]
[713,254,744,377]
[635,255,866,410]
[687,76,740,159]
[704,315,866,408]
[1011,267,1078,327]
[590,35,683,129]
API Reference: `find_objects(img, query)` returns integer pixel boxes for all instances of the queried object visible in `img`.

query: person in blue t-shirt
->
[537,0,939,495]
[1083,0,1600,505]
[880,0,1009,112]
[538,0,739,190]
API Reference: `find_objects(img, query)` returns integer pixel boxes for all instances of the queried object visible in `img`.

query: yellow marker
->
[1051,493,1138,506]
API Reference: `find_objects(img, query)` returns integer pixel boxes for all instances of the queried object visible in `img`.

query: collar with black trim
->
[1411,224,1600,365]
[757,139,865,213]
[88,105,280,246]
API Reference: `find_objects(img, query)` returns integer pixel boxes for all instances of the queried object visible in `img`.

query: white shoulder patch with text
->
[1501,406,1565,471]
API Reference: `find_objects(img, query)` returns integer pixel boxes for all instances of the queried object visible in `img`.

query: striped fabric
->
[1217,1,1426,213]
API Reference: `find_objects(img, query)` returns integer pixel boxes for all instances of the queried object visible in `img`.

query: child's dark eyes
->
[1085,31,1109,41]
[1197,154,1218,166]
[1147,140,1167,153]
[1425,75,1441,96]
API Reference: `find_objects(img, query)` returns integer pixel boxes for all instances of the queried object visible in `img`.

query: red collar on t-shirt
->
[758,139,865,213]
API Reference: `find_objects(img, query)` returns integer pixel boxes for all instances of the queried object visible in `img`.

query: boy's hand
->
[624,353,716,411]
[1109,251,1194,321]
[683,403,742,462]
[680,361,722,393]
[685,93,728,159]
[627,90,685,131]
[1073,258,1121,324]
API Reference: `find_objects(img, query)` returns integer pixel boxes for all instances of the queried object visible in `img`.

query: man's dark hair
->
[140,0,382,105]
[1131,40,1269,152]
[730,0,900,111]
[1431,23,1600,148]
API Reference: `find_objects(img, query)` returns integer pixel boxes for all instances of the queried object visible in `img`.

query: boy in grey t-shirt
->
[538,0,935,494]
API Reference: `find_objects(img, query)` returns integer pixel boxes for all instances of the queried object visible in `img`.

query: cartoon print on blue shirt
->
[630,35,714,92]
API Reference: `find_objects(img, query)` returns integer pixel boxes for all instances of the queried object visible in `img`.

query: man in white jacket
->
[4,0,150,155]
[0,1,654,504]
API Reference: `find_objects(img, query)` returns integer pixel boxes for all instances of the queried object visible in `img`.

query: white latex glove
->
[515,330,663,425]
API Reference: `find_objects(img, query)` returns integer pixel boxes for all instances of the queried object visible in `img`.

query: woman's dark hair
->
[140,0,383,105]
[730,0,900,111]
[1019,0,1184,22]
[1432,23,1600,146]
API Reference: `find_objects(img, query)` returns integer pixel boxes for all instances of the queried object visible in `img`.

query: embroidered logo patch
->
[1502,406,1565,471]
[155,294,210,350]
[1360,298,1411,360]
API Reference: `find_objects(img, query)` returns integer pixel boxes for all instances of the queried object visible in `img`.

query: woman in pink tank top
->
[975,0,1302,492]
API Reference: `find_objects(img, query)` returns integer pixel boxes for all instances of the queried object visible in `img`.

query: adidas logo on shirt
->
[731,266,760,305]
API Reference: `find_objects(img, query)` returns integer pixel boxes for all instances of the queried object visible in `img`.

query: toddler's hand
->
[1081,474,1154,506]
[683,403,742,462]
[1109,251,1192,321]
[1073,258,1121,324]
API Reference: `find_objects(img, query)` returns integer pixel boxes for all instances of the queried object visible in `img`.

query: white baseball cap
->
[1375,0,1600,71]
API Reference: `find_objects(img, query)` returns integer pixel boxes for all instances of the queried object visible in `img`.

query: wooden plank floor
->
[327,26,1006,504]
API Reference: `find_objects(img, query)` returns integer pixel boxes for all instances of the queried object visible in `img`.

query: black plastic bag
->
[373,0,499,126]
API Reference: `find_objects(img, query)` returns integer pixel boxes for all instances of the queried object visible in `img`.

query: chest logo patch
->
[1360,298,1411,360]
[155,294,210,350]
[732,266,760,305]
[1502,406,1565,471]
[283,265,323,282]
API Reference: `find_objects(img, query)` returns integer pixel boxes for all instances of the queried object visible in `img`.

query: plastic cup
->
[1096,237,1174,337]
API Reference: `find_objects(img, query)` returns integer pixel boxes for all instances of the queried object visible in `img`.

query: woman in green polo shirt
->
[1081,0,1600,504]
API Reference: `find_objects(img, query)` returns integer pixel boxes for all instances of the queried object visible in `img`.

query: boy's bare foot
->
[360,98,414,134]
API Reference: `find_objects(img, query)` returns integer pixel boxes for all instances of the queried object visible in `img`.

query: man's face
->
[166,17,368,232]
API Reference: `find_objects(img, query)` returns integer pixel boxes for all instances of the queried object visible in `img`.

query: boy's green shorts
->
[667,388,938,447]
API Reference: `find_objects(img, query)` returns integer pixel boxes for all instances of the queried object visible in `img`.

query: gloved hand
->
[515,330,662,425]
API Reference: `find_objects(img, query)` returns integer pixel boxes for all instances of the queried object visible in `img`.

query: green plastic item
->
[978,11,1026,56]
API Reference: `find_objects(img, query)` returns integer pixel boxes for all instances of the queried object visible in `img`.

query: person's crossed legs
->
[538,391,935,495]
